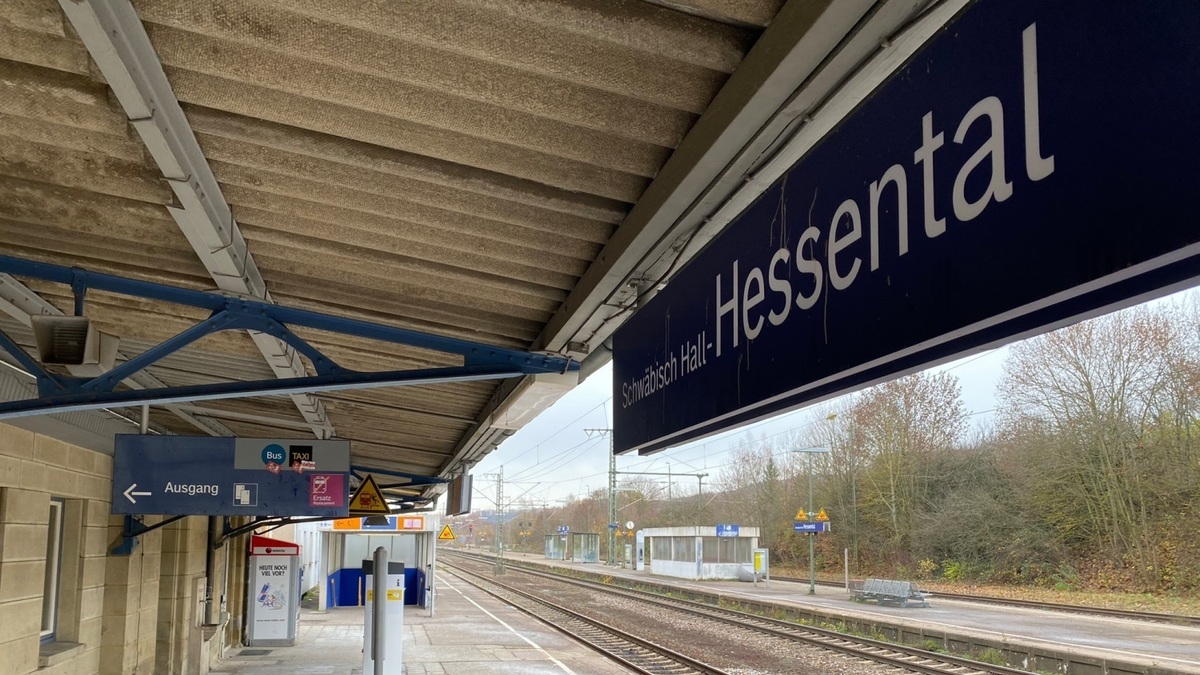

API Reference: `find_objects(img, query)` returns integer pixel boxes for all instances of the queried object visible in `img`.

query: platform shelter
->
[544,533,568,560]
[643,526,759,580]
[314,516,436,609]
[570,533,601,563]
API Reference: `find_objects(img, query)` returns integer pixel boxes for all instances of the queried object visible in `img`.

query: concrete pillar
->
[100,514,161,675]
[154,516,219,675]
[0,488,51,674]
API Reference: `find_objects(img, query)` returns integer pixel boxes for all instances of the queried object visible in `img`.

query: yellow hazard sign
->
[794,508,808,521]
[348,475,389,515]
[437,524,456,541]
[816,508,829,522]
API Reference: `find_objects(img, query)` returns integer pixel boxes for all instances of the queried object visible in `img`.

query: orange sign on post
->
[815,508,830,522]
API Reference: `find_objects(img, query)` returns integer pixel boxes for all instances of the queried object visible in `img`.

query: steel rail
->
[440,559,729,675]
[445,551,1033,675]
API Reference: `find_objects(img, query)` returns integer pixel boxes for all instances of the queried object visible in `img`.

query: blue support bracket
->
[0,255,578,419]
[110,514,187,555]
[70,268,88,317]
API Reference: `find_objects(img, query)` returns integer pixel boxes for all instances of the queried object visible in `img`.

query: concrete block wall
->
[0,423,221,675]
[0,424,113,675]
[156,517,213,675]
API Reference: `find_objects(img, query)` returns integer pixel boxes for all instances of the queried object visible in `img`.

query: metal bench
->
[850,578,929,607]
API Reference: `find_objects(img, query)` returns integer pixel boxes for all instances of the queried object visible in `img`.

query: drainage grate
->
[239,649,272,656]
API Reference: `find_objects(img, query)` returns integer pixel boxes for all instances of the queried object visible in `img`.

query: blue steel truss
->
[0,255,577,419]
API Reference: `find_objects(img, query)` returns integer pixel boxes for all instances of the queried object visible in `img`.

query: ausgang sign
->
[112,435,351,516]
[613,0,1200,454]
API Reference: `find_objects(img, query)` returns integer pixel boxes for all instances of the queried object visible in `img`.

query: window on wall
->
[41,498,64,642]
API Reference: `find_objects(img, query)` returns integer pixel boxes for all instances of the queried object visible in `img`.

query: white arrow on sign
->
[123,483,152,504]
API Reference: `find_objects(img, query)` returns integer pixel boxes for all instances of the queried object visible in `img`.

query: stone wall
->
[0,423,227,675]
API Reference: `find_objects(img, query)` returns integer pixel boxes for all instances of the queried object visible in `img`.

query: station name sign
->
[613,0,1200,454]
[111,435,351,517]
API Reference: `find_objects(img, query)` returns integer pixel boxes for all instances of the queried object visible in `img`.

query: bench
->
[850,578,929,607]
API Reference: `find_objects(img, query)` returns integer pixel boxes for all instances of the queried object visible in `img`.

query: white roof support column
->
[58,0,334,439]
[0,274,233,437]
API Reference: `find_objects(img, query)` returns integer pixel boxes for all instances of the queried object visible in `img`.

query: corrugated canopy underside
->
[0,0,782,477]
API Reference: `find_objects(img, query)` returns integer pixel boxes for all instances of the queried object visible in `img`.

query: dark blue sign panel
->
[613,0,1200,454]
[360,516,398,531]
[794,522,830,534]
[112,435,351,516]
[716,524,740,537]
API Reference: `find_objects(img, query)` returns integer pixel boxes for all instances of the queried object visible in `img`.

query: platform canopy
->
[0,0,941,503]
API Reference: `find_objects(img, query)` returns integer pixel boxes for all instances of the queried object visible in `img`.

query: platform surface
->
[211,572,633,675]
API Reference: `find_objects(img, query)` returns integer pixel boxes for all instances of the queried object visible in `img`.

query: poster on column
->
[252,559,291,641]
[247,535,300,646]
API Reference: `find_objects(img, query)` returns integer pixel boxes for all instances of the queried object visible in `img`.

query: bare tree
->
[852,372,968,551]
[998,303,1200,587]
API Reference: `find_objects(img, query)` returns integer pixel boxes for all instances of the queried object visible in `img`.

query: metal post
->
[426,563,435,618]
[851,463,858,574]
[844,548,850,590]
[808,452,816,595]
[495,467,504,574]
[372,546,387,675]
[607,437,616,565]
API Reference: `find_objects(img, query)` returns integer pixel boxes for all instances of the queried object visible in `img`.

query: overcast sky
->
[471,344,1010,510]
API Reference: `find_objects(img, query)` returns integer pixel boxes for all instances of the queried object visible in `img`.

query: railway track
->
[775,576,1200,627]
[441,559,731,675]
[443,552,1034,675]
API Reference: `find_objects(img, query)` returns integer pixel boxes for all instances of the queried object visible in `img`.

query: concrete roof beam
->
[197,142,614,244]
[183,107,630,223]
[132,0,699,147]
[143,26,673,176]
[157,67,650,202]
[265,0,726,112]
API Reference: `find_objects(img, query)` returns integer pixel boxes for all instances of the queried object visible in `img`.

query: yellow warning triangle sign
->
[794,508,808,521]
[437,525,456,541]
[348,475,389,515]
[816,508,829,522]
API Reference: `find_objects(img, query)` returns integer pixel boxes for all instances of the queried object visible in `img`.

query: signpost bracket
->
[0,255,578,420]
[110,514,187,555]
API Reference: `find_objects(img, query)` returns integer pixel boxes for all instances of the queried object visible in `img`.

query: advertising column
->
[247,535,301,646]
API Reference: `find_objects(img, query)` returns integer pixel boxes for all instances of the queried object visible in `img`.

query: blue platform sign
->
[794,522,830,534]
[111,435,351,516]
[716,524,740,537]
[557,525,570,535]
[613,0,1200,454]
